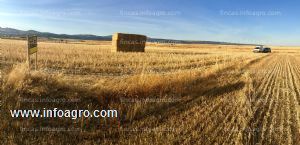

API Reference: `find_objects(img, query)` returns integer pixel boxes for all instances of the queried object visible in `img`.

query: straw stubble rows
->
[1,39,300,144]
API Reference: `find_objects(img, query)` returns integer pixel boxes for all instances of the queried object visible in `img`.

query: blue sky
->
[0,0,299,45]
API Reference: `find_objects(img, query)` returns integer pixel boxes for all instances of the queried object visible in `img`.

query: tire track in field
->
[251,55,279,107]
[264,64,280,144]
[253,59,281,144]
[272,56,285,144]
[243,56,279,144]
[270,56,285,144]
[259,56,282,144]
[258,60,282,145]
[282,58,292,145]
[259,55,289,144]
[244,54,282,144]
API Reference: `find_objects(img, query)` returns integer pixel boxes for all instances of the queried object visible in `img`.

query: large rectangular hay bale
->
[112,33,147,52]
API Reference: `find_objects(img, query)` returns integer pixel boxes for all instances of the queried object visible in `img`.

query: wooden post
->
[27,36,31,69]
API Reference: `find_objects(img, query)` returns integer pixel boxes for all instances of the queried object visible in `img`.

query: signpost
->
[27,35,38,70]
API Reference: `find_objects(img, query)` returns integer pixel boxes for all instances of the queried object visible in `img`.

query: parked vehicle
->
[253,46,263,53]
[253,46,271,53]
[262,47,271,53]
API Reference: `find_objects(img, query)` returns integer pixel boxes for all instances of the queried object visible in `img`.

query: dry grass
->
[1,39,300,144]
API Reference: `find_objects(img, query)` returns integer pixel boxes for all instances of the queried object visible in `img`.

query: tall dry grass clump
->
[5,63,30,91]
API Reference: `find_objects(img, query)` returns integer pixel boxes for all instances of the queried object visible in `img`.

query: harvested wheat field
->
[1,39,300,144]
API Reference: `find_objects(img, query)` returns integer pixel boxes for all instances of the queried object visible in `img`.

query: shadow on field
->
[124,64,246,124]
[129,81,245,123]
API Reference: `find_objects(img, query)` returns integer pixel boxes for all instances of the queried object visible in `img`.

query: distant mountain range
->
[0,27,256,45]
[0,27,112,40]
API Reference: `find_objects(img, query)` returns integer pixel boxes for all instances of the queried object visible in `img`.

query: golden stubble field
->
[1,39,300,144]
